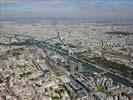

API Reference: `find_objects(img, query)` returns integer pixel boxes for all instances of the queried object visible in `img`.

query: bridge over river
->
[10,39,133,88]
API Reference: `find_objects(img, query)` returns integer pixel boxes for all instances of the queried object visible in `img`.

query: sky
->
[0,0,133,19]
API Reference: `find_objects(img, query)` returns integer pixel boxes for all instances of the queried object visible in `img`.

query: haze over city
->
[1,0,133,20]
[0,0,133,100]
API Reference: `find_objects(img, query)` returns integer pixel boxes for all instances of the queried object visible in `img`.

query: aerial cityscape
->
[0,0,133,100]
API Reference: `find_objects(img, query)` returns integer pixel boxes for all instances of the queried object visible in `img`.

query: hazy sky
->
[0,0,133,19]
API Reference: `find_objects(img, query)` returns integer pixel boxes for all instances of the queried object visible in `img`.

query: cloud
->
[1,0,19,3]
[87,0,99,5]
[0,0,64,4]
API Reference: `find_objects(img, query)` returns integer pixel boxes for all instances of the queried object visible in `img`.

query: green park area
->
[19,72,32,78]
[96,86,107,94]
[82,56,133,80]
